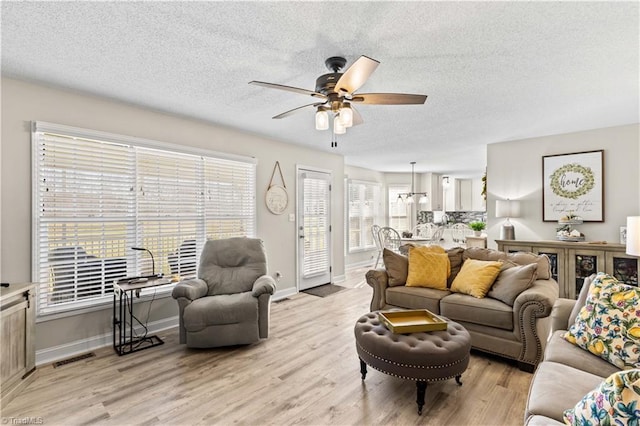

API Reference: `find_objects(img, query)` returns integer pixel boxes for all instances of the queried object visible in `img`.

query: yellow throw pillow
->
[450,259,502,298]
[410,245,450,276]
[409,244,446,254]
[406,247,450,290]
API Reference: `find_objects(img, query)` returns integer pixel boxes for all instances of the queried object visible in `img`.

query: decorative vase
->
[473,231,482,237]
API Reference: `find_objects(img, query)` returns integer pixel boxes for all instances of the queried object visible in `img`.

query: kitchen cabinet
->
[455,179,473,211]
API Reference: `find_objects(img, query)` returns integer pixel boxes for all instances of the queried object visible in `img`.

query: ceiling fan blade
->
[272,102,326,119]
[249,81,327,100]
[351,106,364,126]
[335,56,380,95]
[350,93,427,105]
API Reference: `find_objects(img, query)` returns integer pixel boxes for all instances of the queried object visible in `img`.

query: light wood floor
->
[1,267,533,425]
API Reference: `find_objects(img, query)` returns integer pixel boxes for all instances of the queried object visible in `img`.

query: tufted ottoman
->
[354,311,471,414]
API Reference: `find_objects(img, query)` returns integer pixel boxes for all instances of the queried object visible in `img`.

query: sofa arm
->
[514,279,559,318]
[366,268,389,311]
[252,275,277,297]
[513,279,559,366]
[171,278,208,301]
[550,298,576,333]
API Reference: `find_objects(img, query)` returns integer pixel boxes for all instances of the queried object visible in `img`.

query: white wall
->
[1,77,345,353]
[487,124,640,248]
[471,177,486,211]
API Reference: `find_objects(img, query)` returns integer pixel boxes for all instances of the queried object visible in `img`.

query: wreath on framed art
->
[549,163,595,200]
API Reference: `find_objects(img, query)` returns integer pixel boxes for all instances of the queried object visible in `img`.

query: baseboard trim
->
[35,316,179,366]
[273,287,297,301]
[346,259,375,270]
[36,287,303,364]
[332,274,346,284]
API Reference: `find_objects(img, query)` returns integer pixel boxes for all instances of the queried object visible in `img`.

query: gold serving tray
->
[378,309,448,334]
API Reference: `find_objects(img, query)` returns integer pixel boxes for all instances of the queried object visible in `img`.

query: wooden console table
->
[1,283,36,406]
[496,240,638,299]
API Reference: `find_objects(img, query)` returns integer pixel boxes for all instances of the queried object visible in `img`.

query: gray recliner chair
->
[171,237,276,348]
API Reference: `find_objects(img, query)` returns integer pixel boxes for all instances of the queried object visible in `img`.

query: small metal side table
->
[113,277,171,356]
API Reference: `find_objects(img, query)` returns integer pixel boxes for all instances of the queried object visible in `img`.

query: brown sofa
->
[366,246,559,371]
[524,274,621,425]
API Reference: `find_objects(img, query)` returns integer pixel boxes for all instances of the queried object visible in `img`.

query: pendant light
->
[398,162,429,205]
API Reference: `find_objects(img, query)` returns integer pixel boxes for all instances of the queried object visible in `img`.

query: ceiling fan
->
[249,56,427,146]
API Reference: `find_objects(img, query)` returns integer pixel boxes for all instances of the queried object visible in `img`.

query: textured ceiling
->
[2,2,638,176]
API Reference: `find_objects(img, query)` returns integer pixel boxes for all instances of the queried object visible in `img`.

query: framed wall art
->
[542,150,604,222]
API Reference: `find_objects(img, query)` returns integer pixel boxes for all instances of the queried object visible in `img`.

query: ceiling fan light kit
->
[250,55,427,145]
[333,115,346,135]
[338,103,353,127]
[315,108,329,130]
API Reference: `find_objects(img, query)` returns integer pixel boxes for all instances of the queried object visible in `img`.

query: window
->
[347,180,381,252]
[32,122,256,316]
[388,185,410,231]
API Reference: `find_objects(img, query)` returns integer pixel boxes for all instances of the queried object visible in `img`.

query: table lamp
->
[496,199,521,240]
[626,216,640,256]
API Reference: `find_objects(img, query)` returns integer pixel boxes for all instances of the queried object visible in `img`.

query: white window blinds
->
[347,180,381,252]
[302,173,330,278]
[204,157,256,240]
[32,122,256,316]
[136,147,202,279]
[34,133,134,310]
[388,185,410,232]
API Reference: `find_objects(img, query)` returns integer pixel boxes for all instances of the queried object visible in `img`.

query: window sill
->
[348,247,377,254]
[36,285,175,323]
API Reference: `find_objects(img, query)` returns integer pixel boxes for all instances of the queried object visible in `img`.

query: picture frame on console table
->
[542,150,604,222]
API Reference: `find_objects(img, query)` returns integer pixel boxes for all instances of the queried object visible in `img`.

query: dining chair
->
[371,225,383,268]
[450,223,470,245]
[413,223,437,239]
[378,226,402,253]
[427,225,445,245]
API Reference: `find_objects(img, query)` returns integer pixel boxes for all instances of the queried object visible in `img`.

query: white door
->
[297,168,332,290]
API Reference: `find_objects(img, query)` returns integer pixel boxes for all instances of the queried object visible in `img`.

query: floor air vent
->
[53,352,96,368]
[274,298,290,303]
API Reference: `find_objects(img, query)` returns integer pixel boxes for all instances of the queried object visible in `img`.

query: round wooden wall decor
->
[266,161,288,215]
[266,184,288,215]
